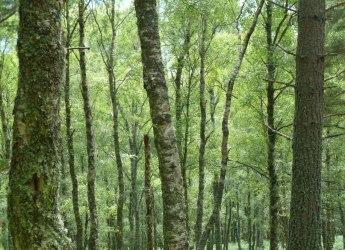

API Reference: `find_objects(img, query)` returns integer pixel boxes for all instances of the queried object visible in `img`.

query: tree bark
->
[265,2,280,250]
[65,1,83,249]
[78,0,98,248]
[287,0,325,249]
[134,0,189,248]
[7,0,70,248]
[144,135,155,250]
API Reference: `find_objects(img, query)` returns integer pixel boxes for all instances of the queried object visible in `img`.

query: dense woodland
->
[0,0,344,249]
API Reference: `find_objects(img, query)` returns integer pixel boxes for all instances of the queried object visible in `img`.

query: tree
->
[78,0,98,248]
[134,0,189,248]
[64,0,83,248]
[7,0,70,248]
[287,0,325,249]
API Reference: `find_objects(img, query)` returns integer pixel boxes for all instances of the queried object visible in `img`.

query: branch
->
[67,47,90,50]
[264,122,293,140]
[267,0,297,13]
[326,1,345,12]
[0,3,18,24]
[230,159,269,180]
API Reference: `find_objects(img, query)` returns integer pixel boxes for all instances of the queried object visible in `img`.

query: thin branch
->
[326,1,345,12]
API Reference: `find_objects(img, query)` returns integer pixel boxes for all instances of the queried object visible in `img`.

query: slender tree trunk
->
[265,2,279,250]
[322,145,335,250]
[197,2,265,248]
[134,0,188,248]
[65,1,83,249]
[127,116,140,250]
[0,43,11,168]
[78,0,98,248]
[236,201,242,250]
[174,24,192,235]
[144,135,155,250]
[103,1,125,248]
[195,16,208,247]
[213,180,222,250]
[181,67,194,172]
[246,192,252,250]
[7,0,70,248]
[339,204,345,250]
[287,1,325,249]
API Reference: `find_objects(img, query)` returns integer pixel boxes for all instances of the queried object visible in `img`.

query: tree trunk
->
[287,0,325,249]
[78,0,98,248]
[65,1,83,249]
[246,192,252,250]
[236,201,242,250]
[7,0,70,248]
[134,0,189,248]
[197,2,265,248]
[103,1,125,248]
[195,16,208,248]
[0,45,11,168]
[339,204,345,250]
[144,135,155,250]
[174,23,192,235]
[265,2,279,250]
[321,145,335,250]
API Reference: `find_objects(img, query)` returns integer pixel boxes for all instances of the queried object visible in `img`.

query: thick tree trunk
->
[65,1,83,249]
[7,0,70,248]
[265,2,279,250]
[134,0,189,248]
[287,0,325,249]
[78,0,98,248]
[197,2,264,248]
[144,135,155,250]
[195,16,208,247]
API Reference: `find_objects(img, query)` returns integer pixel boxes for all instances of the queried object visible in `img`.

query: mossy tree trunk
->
[134,0,189,248]
[287,0,325,249]
[7,0,70,248]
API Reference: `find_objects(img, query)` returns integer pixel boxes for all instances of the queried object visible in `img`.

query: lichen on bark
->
[7,1,71,249]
